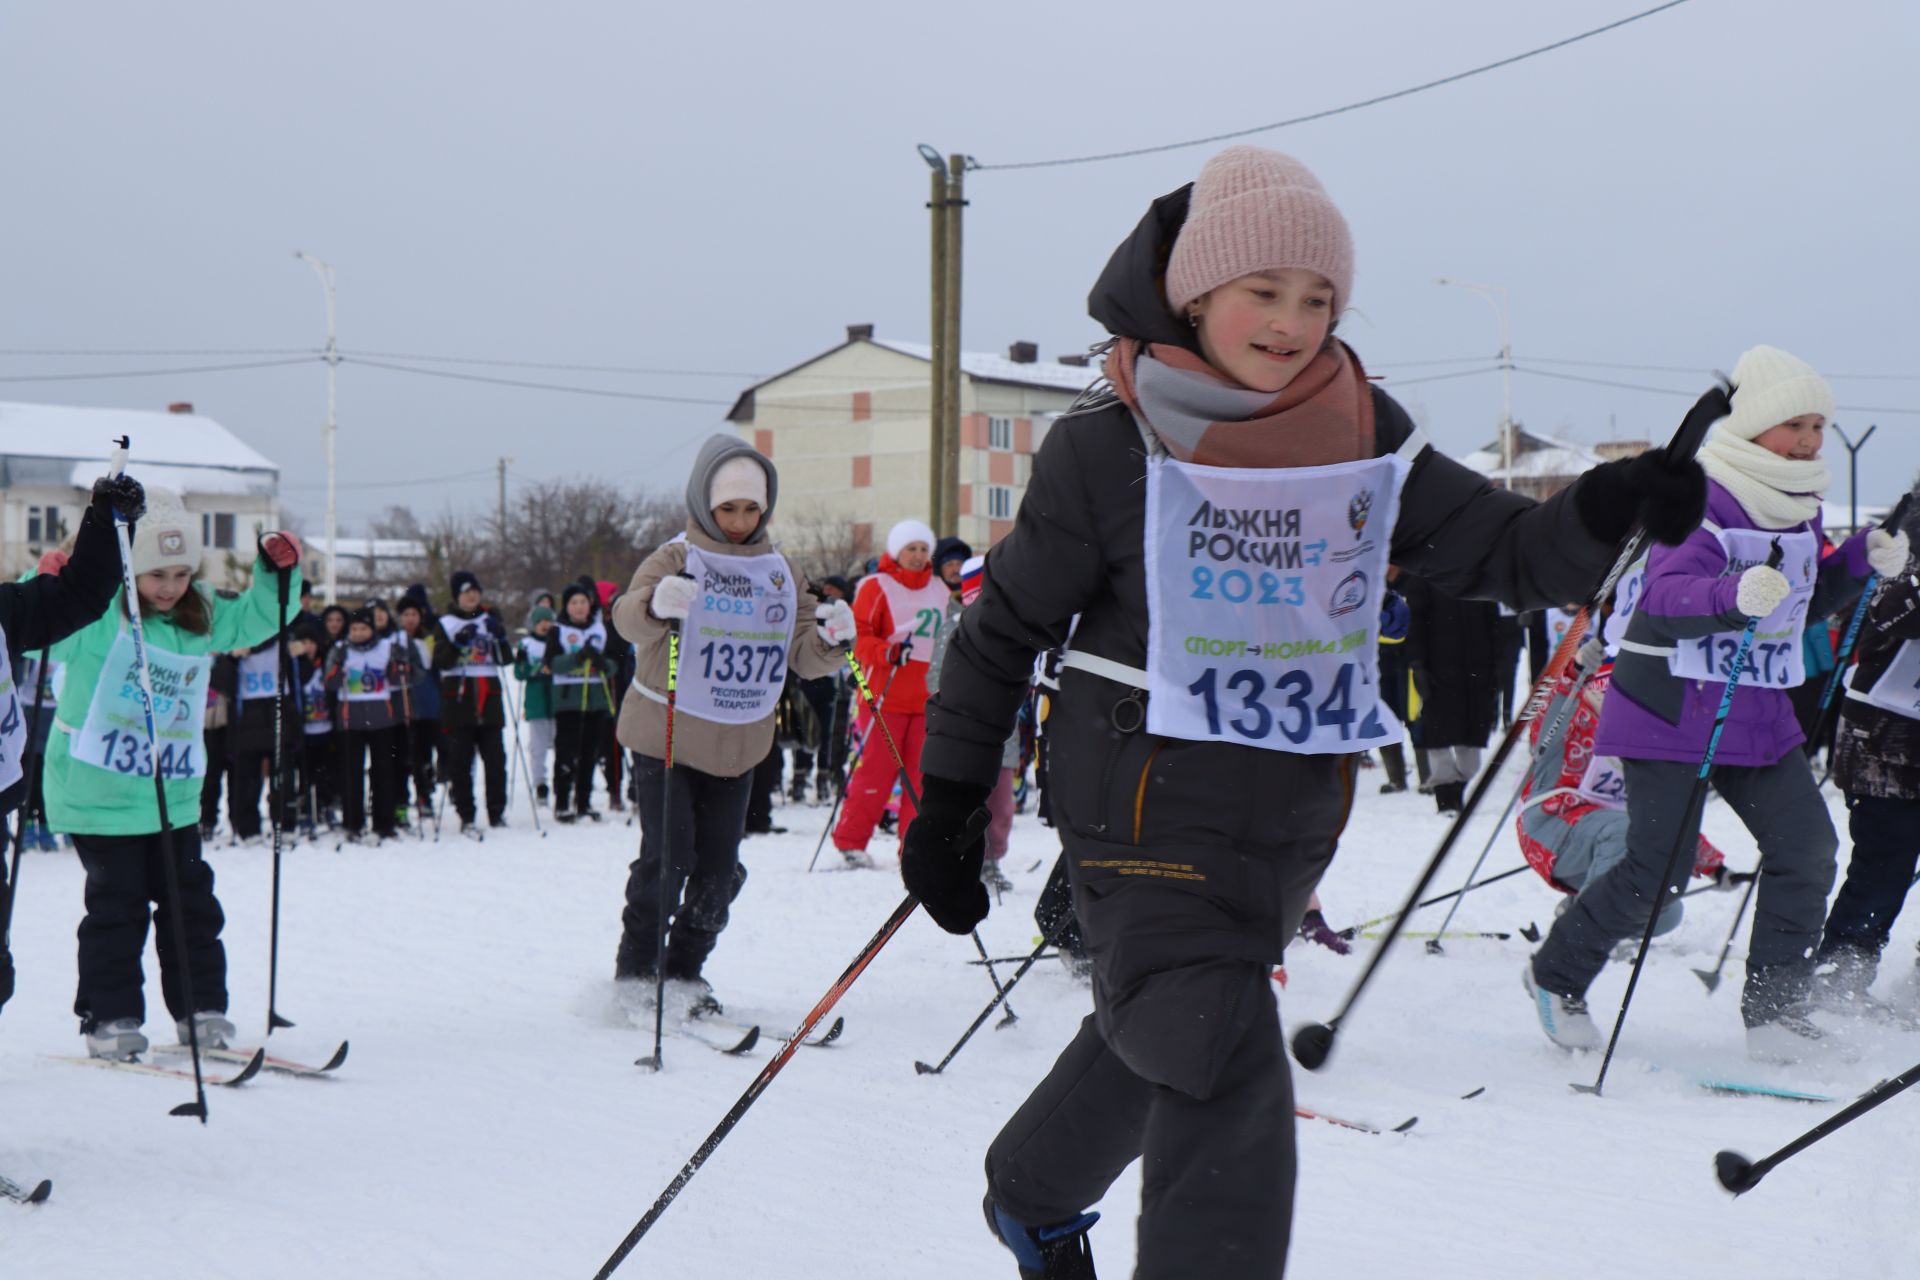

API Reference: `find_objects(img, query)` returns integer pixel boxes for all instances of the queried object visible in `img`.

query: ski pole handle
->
[107,434,130,481]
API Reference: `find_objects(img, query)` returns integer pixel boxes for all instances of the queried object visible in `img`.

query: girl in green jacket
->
[45,485,302,1061]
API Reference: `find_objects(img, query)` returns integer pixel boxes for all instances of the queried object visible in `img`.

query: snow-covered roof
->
[0,401,276,473]
[93,462,276,497]
[324,538,426,560]
[1821,500,1891,534]
[870,340,1101,393]
[1459,427,1601,481]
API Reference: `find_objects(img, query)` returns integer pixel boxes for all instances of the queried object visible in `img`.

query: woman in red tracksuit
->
[830,519,949,868]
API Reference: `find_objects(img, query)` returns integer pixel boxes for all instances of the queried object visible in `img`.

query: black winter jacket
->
[1400,573,1503,749]
[1834,574,1920,800]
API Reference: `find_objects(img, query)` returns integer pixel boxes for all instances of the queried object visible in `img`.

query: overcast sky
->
[4,0,1915,532]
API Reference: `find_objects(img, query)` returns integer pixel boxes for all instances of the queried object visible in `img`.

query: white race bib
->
[1857,639,1920,719]
[340,637,395,702]
[1144,453,1408,755]
[676,546,797,725]
[237,646,281,701]
[1603,554,1649,656]
[71,627,210,780]
[0,630,25,792]
[872,572,950,664]
[552,618,608,688]
[302,666,333,734]
[1574,753,1628,809]
[1667,527,1816,689]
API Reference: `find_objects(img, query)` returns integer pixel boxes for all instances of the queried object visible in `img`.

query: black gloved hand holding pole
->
[1574,383,1729,547]
[900,775,994,934]
[91,474,147,524]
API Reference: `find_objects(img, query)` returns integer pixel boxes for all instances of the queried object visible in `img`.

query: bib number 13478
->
[1186,662,1386,745]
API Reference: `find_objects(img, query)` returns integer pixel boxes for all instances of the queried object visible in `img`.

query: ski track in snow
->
[5,756,1918,1278]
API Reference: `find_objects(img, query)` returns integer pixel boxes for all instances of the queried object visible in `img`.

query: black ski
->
[0,1174,51,1205]
[641,1018,760,1059]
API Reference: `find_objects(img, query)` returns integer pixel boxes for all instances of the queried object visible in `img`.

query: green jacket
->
[46,556,300,836]
[514,633,555,720]
[547,637,612,715]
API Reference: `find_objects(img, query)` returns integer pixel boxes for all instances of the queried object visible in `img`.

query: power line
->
[973,0,1695,171]
[281,467,497,493]
[340,349,765,379]
[1367,355,1499,370]
[1514,364,1920,416]
[1381,365,1500,387]
[0,347,316,357]
[344,357,736,406]
[0,356,319,383]
[1524,353,1920,383]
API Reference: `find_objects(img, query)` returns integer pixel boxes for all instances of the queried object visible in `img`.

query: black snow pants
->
[985,680,1354,1279]
[615,753,751,982]
[72,827,228,1030]
[442,722,506,824]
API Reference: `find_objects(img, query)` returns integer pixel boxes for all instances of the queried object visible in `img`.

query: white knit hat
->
[130,484,203,575]
[886,519,935,559]
[1721,345,1835,442]
[709,454,768,509]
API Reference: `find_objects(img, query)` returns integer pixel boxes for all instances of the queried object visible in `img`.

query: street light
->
[1435,277,1513,490]
[293,251,339,604]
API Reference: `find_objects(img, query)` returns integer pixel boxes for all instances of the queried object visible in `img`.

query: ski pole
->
[102,436,209,1122]
[2,646,54,945]
[266,567,295,1035]
[1292,383,1729,1074]
[1336,864,1532,939]
[970,929,1018,1029]
[637,617,680,1074]
[497,653,544,837]
[806,660,900,872]
[1692,866,1761,993]
[1425,763,1530,955]
[1578,539,1783,1098]
[1716,1058,1920,1195]
[916,930,1058,1076]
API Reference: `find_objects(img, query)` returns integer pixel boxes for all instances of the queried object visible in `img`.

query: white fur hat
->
[886,519,936,559]
[130,484,203,575]
[1721,345,1835,442]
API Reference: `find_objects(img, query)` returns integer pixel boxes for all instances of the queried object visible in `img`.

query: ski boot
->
[788,774,809,805]
[981,858,1014,896]
[536,782,550,808]
[985,1195,1099,1279]
[85,1018,150,1062]
[1523,963,1599,1051]
[176,1012,237,1050]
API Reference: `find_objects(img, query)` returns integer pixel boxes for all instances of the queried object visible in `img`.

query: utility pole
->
[1833,423,1877,534]
[497,457,511,536]
[1435,278,1512,489]
[941,155,966,534]
[922,145,948,528]
[294,251,339,602]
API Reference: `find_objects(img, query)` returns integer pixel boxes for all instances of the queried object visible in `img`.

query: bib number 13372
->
[1186,662,1386,745]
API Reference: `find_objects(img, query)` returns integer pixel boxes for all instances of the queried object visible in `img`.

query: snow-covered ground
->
[6,750,1919,1278]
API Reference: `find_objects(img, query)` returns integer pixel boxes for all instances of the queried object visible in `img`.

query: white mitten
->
[816,600,857,646]
[1735,564,1791,619]
[650,575,696,621]
[1867,528,1910,578]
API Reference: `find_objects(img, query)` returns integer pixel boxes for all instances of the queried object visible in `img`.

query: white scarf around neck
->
[1697,430,1829,530]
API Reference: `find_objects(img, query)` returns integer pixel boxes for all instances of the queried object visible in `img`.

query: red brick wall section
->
[1015,417,1032,453]
[852,391,871,422]
[989,451,1014,485]
[961,414,985,449]
[754,429,773,457]
[852,522,873,557]
[852,455,872,488]
[959,484,972,516]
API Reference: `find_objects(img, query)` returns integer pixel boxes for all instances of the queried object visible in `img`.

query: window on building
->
[26,505,64,546]
[201,512,236,550]
[988,485,1014,520]
[988,416,1014,451]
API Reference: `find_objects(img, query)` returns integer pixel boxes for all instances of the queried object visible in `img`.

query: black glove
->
[900,775,995,934]
[484,614,507,639]
[455,623,480,646]
[582,639,603,658]
[1574,446,1708,548]
[92,474,147,523]
[887,641,912,667]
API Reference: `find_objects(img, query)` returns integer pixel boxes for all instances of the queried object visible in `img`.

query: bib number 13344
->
[1186,661,1386,745]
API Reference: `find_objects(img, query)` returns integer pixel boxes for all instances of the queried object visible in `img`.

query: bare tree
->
[774,500,864,584]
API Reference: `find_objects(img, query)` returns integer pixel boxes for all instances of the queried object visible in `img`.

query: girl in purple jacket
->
[1527,346,1899,1064]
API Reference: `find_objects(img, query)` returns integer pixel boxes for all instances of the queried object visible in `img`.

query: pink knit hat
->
[1164,146,1354,316]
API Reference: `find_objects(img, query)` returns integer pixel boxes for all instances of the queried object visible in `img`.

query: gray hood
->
[685,432,779,544]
